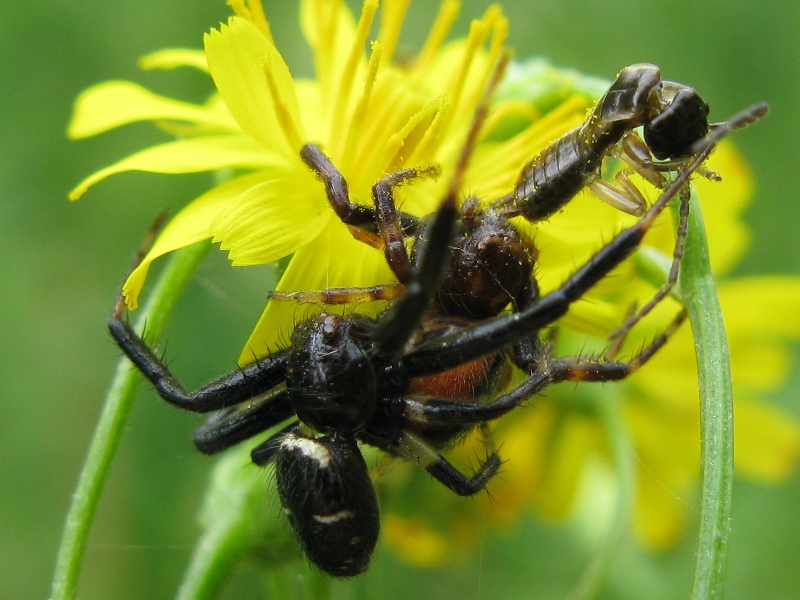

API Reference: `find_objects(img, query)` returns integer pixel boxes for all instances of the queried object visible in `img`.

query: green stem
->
[176,444,301,600]
[302,565,332,600]
[676,197,734,599]
[262,566,296,600]
[177,497,252,600]
[50,241,211,600]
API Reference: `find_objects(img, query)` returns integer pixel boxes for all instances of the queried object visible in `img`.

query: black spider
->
[109,60,766,575]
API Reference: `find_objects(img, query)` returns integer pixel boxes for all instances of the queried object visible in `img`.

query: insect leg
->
[266,282,405,305]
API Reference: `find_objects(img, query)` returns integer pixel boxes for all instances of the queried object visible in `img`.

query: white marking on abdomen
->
[281,434,332,467]
[312,510,354,524]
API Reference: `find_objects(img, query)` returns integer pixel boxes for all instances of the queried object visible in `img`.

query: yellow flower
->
[68,0,799,570]
[70,0,613,363]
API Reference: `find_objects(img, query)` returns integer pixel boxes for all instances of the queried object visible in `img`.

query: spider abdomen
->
[436,211,533,319]
[275,432,379,577]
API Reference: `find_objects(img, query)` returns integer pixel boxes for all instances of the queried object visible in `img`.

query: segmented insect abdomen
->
[512,127,605,222]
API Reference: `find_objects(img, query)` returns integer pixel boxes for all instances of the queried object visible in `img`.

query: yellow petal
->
[382,515,448,567]
[466,95,590,201]
[377,0,411,64]
[735,396,800,482]
[721,276,800,340]
[718,277,800,390]
[293,80,326,141]
[633,465,692,549]
[67,80,238,139]
[534,189,639,289]
[482,406,553,524]
[626,401,698,548]
[344,71,439,190]
[561,297,626,338]
[138,48,209,72]
[326,0,376,151]
[731,343,791,391]
[239,223,394,362]
[533,416,599,519]
[210,171,327,266]
[123,171,272,308]
[69,135,282,199]
[695,142,753,276]
[300,0,357,107]
[634,344,700,413]
[204,17,304,154]
[626,400,700,477]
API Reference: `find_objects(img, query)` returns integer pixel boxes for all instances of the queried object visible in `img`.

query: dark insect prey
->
[109,59,766,576]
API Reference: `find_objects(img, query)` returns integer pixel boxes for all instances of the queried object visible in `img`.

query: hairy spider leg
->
[342,307,686,497]
[110,55,510,485]
[248,422,303,465]
[386,309,685,428]
[394,102,768,380]
[271,55,515,310]
[108,214,293,413]
[192,388,293,455]
[300,143,432,282]
[359,427,503,497]
[109,187,459,455]
[109,315,290,412]
[266,282,405,305]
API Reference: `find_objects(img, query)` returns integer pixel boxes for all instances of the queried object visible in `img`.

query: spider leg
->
[609,103,767,341]
[372,54,512,361]
[542,307,688,383]
[191,388,294,454]
[372,166,439,283]
[361,429,501,496]
[609,187,689,340]
[108,317,289,412]
[300,142,422,243]
[300,143,376,230]
[372,191,457,360]
[395,103,767,379]
[392,308,687,429]
[267,282,405,305]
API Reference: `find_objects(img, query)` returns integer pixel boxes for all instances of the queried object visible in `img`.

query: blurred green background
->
[2,1,798,598]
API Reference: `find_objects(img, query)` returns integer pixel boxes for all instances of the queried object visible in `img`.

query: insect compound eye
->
[275,432,380,577]
[644,85,711,160]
